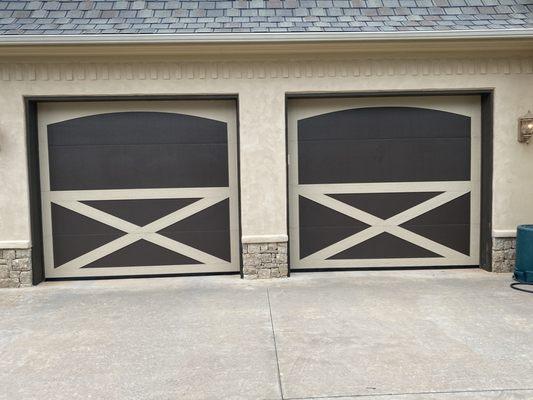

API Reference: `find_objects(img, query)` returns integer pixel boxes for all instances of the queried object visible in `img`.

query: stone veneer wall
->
[242,242,288,279]
[0,249,32,288]
[0,239,518,286]
[492,237,516,273]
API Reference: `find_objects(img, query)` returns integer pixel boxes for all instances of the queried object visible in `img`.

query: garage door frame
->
[26,95,243,284]
[284,90,494,274]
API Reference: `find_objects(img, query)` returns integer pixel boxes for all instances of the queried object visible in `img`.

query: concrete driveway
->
[1,269,532,400]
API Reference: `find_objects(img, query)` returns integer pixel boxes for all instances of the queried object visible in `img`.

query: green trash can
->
[514,225,533,284]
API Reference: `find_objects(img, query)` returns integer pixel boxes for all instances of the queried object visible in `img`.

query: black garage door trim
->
[25,95,243,284]
[285,91,494,274]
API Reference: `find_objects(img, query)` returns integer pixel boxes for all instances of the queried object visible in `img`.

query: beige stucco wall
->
[0,48,532,249]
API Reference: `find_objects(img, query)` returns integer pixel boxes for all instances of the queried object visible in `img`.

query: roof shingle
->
[0,0,530,35]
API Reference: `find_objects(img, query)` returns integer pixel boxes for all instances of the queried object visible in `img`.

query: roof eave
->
[0,29,532,45]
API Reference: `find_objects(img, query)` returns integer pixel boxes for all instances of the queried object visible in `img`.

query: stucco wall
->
[0,51,532,251]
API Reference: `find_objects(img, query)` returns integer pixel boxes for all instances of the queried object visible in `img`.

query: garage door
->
[288,96,480,270]
[39,100,240,279]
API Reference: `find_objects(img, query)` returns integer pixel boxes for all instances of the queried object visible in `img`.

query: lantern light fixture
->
[518,111,533,144]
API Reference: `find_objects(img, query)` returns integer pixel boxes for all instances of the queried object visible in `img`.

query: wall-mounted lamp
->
[518,111,533,144]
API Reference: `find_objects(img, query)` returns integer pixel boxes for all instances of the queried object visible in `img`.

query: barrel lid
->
[517,224,533,232]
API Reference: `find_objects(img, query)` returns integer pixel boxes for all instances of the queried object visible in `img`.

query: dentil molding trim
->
[0,57,532,82]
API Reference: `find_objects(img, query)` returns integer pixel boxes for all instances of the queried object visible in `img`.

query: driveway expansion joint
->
[267,287,285,400]
[283,387,533,399]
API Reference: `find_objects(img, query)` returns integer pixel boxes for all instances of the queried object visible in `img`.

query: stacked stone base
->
[0,249,32,288]
[492,237,516,273]
[0,240,520,286]
[242,242,288,279]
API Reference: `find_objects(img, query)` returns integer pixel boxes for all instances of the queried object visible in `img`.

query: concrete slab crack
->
[267,287,285,400]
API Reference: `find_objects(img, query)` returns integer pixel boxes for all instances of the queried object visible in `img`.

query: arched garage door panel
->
[288,96,481,270]
[298,107,471,184]
[39,101,239,279]
[47,112,229,191]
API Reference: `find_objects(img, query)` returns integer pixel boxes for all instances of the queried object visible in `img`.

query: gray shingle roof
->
[0,0,531,35]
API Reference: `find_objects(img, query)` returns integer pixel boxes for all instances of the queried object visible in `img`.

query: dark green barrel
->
[514,225,533,283]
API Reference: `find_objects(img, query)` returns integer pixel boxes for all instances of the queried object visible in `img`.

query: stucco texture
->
[0,48,532,249]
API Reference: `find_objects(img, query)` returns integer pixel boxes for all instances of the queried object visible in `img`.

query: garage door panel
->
[289,96,481,269]
[48,143,229,191]
[53,234,127,268]
[82,239,202,268]
[298,138,470,184]
[51,203,125,236]
[400,193,471,256]
[51,203,127,267]
[47,112,227,146]
[160,198,230,231]
[300,227,369,259]
[327,192,442,220]
[299,196,369,229]
[159,230,232,262]
[327,232,444,260]
[401,224,471,256]
[158,198,232,262]
[39,101,240,278]
[402,193,470,226]
[297,107,471,141]
[81,198,201,227]
[298,195,370,258]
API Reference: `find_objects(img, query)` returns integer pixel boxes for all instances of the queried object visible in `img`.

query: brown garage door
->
[39,100,240,279]
[288,96,481,270]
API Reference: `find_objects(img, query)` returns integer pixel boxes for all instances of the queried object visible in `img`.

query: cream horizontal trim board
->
[0,240,31,249]
[45,188,230,201]
[1,57,531,82]
[292,257,478,269]
[296,181,473,194]
[492,229,517,238]
[44,262,238,278]
[0,30,532,46]
[242,234,288,244]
